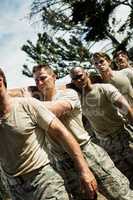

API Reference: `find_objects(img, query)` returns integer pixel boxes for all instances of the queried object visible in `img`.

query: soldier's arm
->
[114,95,133,125]
[48,117,98,199]
[45,100,72,117]
[45,89,80,117]
[8,87,32,97]
[30,97,97,199]
[8,88,24,97]
[103,83,133,125]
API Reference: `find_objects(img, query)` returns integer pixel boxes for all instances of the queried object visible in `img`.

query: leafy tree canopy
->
[22,0,133,78]
[22,32,95,78]
[31,0,133,53]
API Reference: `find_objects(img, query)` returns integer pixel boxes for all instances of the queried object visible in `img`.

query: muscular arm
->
[48,117,97,199]
[29,97,97,198]
[8,87,32,97]
[44,89,80,117]
[114,95,133,125]
[45,100,72,117]
[8,88,24,97]
[103,83,133,124]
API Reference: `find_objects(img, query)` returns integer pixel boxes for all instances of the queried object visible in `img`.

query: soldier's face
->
[71,68,89,89]
[34,68,55,93]
[115,53,128,69]
[93,57,110,73]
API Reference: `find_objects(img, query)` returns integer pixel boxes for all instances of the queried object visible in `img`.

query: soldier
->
[92,52,133,106]
[0,67,98,200]
[113,50,132,70]
[70,66,133,189]
[31,64,133,200]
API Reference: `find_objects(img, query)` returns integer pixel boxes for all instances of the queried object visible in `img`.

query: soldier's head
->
[32,64,56,93]
[113,50,129,69]
[92,52,112,73]
[70,66,91,91]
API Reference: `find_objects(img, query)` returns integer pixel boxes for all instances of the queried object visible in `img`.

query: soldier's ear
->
[85,71,89,77]
[52,73,57,81]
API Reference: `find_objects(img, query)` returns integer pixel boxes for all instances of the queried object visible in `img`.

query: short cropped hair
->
[32,64,55,76]
[70,66,85,76]
[0,68,7,88]
[92,52,111,62]
[113,50,128,59]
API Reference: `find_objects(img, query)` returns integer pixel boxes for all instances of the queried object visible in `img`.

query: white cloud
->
[0,1,132,89]
[0,0,38,88]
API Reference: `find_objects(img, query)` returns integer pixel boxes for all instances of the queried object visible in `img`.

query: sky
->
[0,1,131,89]
[0,0,38,88]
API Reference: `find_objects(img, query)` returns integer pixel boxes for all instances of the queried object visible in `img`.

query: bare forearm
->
[48,117,97,198]
[8,87,32,97]
[8,88,23,97]
[115,96,133,124]
[45,100,72,117]
[48,118,90,174]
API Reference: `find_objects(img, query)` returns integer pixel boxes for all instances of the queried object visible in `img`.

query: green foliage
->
[70,0,133,47]
[31,0,133,50]
[71,0,116,41]
[22,32,93,78]
[22,0,133,78]
[129,9,133,29]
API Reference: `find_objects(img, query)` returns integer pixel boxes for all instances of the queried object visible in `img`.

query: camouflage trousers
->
[52,141,133,200]
[5,164,70,200]
[94,125,133,188]
[0,164,10,200]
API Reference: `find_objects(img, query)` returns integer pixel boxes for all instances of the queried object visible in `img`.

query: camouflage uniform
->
[95,126,133,187]
[5,165,69,200]
[46,88,133,200]
[0,165,10,200]
[81,83,133,188]
[50,141,133,200]
[0,97,70,200]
